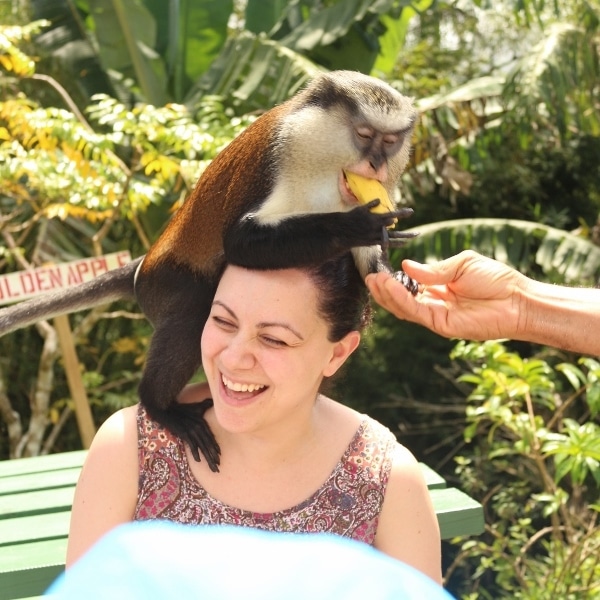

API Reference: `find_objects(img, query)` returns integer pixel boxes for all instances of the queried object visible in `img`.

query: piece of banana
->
[344,171,397,225]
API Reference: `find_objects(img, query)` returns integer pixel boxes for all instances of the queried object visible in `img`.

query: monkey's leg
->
[380,226,420,296]
[135,262,221,471]
[139,310,221,471]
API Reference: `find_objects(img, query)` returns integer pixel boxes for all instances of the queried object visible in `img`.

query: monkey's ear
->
[323,331,361,378]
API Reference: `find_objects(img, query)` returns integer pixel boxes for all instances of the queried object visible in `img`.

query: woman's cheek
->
[200,324,219,364]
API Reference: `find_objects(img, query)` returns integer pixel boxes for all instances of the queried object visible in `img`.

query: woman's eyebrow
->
[257,321,304,341]
[212,300,236,319]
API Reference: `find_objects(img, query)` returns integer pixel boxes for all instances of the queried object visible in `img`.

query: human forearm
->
[517,279,600,355]
[367,250,600,356]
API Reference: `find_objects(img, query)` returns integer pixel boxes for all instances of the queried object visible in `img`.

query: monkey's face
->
[253,72,418,225]
[277,105,414,215]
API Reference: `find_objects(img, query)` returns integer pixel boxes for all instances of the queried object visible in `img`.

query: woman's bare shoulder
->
[89,404,139,456]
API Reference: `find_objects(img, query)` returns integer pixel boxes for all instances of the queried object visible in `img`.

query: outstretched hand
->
[366,250,525,341]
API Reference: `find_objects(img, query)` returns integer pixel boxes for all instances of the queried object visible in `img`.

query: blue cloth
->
[47,522,455,599]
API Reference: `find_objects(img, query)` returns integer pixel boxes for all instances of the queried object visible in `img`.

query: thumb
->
[401,259,454,286]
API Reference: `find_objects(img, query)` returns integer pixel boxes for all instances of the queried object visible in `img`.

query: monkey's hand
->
[341,200,417,248]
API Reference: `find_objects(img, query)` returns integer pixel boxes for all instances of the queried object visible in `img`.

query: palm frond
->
[395,218,600,286]
[184,31,323,113]
[505,22,600,138]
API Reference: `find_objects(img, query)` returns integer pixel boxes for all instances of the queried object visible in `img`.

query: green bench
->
[0,450,484,600]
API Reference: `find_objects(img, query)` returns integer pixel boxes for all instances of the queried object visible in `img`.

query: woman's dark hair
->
[305,252,372,342]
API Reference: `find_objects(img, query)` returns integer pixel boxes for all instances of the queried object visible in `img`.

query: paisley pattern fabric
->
[134,404,397,544]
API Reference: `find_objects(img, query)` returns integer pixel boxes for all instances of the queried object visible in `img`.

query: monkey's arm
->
[0,257,142,336]
[224,204,415,269]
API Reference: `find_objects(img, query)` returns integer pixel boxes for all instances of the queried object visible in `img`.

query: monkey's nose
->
[368,159,388,181]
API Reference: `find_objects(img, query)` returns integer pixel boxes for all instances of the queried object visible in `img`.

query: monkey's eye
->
[356,127,374,141]
[384,134,400,146]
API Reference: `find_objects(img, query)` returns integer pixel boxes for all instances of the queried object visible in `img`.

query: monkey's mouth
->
[340,172,361,207]
[340,170,395,214]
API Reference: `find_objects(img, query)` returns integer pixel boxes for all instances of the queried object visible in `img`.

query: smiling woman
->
[66,253,442,586]
[199,263,363,438]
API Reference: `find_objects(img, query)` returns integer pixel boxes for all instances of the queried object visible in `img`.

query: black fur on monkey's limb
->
[147,399,221,471]
[223,202,413,270]
[380,220,421,296]
[135,259,222,471]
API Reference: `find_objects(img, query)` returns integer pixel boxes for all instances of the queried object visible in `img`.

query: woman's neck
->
[206,395,327,473]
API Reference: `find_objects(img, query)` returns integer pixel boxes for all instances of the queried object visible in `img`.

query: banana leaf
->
[394,218,600,286]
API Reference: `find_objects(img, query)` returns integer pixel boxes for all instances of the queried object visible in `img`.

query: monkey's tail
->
[0,255,144,336]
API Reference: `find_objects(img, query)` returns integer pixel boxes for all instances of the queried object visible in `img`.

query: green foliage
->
[447,340,600,599]
[0,21,48,77]
[30,0,233,104]
[506,22,600,140]
[1,5,600,595]
[0,32,253,458]
[248,0,434,75]
[394,218,600,286]
[184,31,324,115]
[0,91,253,227]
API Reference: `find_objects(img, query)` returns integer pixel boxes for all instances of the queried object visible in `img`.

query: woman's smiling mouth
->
[221,374,266,394]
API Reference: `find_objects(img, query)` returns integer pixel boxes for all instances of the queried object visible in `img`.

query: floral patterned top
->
[134,403,397,544]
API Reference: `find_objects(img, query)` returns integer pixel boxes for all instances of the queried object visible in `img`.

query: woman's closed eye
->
[212,315,237,330]
[259,334,288,348]
[212,315,289,348]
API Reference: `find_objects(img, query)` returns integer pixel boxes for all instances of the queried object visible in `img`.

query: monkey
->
[0,70,420,472]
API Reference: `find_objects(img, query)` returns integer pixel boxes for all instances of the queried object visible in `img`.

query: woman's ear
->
[323,331,361,378]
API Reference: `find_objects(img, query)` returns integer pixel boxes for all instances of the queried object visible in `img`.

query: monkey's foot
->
[146,399,221,472]
[394,270,420,296]
[379,222,419,254]
[386,230,420,247]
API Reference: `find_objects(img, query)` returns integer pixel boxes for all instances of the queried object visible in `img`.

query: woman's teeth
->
[222,375,265,393]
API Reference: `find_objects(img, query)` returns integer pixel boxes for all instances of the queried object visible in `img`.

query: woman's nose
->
[220,335,255,370]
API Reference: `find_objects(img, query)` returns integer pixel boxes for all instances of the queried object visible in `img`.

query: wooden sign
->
[0,251,131,306]
[0,251,133,449]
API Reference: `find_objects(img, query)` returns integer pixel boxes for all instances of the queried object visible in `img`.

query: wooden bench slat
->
[429,487,485,539]
[0,486,76,519]
[0,451,86,479]
[0,511,71,546]
[0,538,65,600]
[418,463,446,489]
[0,467,81,496]
[0,489,483,547]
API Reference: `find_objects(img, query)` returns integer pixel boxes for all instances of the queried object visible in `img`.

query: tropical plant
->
[0,22,254,457]
[0,2,599,595]
[445,340,600,599]
[394,218,600,286]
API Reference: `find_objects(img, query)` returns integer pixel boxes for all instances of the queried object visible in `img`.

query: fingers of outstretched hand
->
[366,271,452,323]
[401,258,457,286]
[366,272,419,319]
